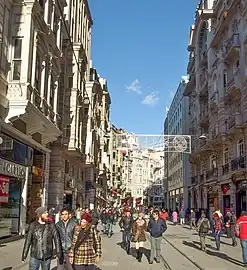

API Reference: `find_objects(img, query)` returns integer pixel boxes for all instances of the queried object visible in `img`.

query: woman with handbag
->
[132,212,147,262]
[69,213,102,270]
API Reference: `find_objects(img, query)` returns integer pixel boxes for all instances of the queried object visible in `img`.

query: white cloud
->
[142,92,159,106]
[126,79,142,94]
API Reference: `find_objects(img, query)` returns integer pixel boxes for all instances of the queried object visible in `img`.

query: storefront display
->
[0,158,26,238]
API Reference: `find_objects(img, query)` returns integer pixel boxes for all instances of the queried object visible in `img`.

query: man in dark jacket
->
[148,209,167,264]
[56,208,77,270]
[22,207,63,270]
[119,208,133,254]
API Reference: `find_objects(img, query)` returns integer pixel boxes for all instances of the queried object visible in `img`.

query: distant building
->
[165,78,191,210]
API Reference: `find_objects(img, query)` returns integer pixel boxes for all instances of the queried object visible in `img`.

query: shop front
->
[221,184,231,216]
[236,179,247,217]
[207,185,219,220]
[0,158,27,238]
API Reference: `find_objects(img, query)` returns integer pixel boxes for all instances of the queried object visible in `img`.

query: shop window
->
[237,139,244,157]
[223,148,229,164]
[0,177,21,237]
[12,38,22,80]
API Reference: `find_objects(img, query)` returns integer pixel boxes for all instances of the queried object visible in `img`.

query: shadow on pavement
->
[2,268,12,270]
[192,240,214,249]
[0,244,7,248]
[182,240,202,251]
[208,237,233,246]
[206,249,243,267]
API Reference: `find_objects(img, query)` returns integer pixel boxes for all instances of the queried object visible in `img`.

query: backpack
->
[200,218,209,233]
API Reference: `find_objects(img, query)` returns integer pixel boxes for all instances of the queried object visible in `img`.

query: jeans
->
[150,236,162,262]
[29,257,52,270]
[57,253,73,270]
[190,219,196,229]
[199,235,206,250]
[106,222,113,236]
[241,240,247,265]
[180,218,185,225]
[122,230,131,250]
[215,232,221,250]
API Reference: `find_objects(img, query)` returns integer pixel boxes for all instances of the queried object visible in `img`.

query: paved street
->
[0,223,245,270]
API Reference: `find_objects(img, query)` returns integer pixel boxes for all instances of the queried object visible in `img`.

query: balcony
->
[184,73,196,96]
[212,58,219,69]
[222,163,230,175]
[187,54,195,73]
[225,70,241,100]
[210,92,218,110]
[227,112,242,130]
[223,34,240,61]
[199,71,208,93]
[206,168,218,180]
[231,156,246,171]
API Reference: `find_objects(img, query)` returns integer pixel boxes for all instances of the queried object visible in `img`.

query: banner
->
[0,176,10,203]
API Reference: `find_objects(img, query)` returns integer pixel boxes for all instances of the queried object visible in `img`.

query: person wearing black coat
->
[22,207,63,270]
[56,208,78,270]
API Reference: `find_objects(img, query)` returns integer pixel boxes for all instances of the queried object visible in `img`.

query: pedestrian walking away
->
[197,213,210,251]
[148,209,167,264]
[22,207,63,270]
[56,207,78,270]
[132,212,147,262]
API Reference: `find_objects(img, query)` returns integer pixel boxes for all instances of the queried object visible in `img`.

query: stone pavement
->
[1,223,245,270]
[164,222,244,270]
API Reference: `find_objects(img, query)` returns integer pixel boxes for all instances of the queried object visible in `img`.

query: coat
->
[132,219,147,242]
[22,221,62,261]
[56,219,77,253]
[69,226,101,265]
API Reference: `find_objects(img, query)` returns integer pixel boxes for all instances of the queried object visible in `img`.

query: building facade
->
[0,0,67,237]
[166,78,191,210]
[184,0,247,218]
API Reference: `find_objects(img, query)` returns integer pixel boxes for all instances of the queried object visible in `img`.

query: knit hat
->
[81,213,92,223]
[35,207,47,218]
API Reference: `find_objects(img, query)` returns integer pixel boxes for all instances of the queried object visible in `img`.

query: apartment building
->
[184,0,247,218]
[0,0,66,237]
[163,117,169,207]
[49,0,93,210]
[166,78,191,210]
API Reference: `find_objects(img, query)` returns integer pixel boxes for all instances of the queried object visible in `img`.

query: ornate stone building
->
[185,0,247,218]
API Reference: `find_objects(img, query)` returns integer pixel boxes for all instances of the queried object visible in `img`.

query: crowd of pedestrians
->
[20,203,247,269]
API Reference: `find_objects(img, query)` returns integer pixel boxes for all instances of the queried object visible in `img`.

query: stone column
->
[19,167,29,235]
[42,151,51,207]
[48,146,65,210]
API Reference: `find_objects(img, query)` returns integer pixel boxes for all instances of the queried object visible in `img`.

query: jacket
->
[56,219,77,253]
[119,216,133,231]
[22,221,62,261]
[235,216,247,240]
[91,210,100,225]
[69,226,101,265]
[197,217,210,235]
[132,219,147,242]
[148,218,167,238]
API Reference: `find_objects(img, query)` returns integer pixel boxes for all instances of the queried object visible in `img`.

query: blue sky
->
[89,0,198,134]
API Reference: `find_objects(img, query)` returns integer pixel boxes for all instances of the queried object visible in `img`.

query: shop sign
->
[0,176,10,203]
[0,158,26,178]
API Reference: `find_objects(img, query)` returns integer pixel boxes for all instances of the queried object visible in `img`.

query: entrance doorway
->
[236,190,246,217]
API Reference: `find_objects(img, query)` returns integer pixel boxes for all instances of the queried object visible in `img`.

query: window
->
[12,38,22,80]
[223,148,229,164]
[64,160,69,174]
[210,155,217,169]
[113,152,116,159]
[223,72,227,91]
[237,139,244,157]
